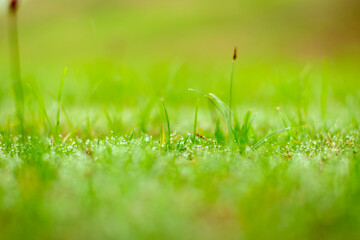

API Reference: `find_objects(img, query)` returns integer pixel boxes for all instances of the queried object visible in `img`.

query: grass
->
[55,67,67,143]
[0,52,359,239]
[0,123,359,239]
[8,0,24,138]
[0,1,360,240]
[0,60,358,239]
[161,98,171,149]
[229,47,237,109]
[193,98,199,143]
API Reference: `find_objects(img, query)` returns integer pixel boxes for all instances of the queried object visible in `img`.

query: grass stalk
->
[252,127,290,150]
[56,67,68,143]
[193,98,199,142]
[128,129,134,144]
[8,0,24,137]
[161,99,171,147]
[229,47,237,110]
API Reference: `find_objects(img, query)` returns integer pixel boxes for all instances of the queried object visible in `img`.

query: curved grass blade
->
[189,89,239,146]
[252,127,291,150]
[208,93,236,142]
[188,89,222,117]
[188,88,207,97]
[209,93,232,116]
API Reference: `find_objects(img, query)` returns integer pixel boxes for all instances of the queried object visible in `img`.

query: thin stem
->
[229,59,235,110]
[230,47,237,110]
[56,67,68,143]
[9,10,24,137]
[161,99,171,147]
[193,98,199,142]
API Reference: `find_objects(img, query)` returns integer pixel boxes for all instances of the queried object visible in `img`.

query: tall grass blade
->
[56,67,68,143]
[229,47,237,109]
[8,1,24,137]
[193,98,199,142]
[161,99,171,147]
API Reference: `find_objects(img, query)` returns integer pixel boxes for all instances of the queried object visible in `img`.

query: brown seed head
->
[9,0,19,13]
[233,47,237,61]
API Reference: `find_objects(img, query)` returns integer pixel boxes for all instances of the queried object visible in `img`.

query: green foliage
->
[189,89,288,152]
[0,126,359,239]
[1,2,360,238]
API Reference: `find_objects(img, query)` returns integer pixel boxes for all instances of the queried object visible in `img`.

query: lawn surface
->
[0,60,359,239]
[0,0,360,239]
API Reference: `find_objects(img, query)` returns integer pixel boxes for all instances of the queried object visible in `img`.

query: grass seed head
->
[233,46,237,61]
[9,0,19,13]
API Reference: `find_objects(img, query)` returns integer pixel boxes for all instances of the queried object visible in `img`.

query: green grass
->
[0,1,360,239]
[55,67,67,143]
[0,60,359,239]
[8,4,24,138]
[0,121,359,239]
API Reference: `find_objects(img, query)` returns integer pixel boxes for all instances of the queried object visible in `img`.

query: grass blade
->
[189,89,239,146]
[193,98,199,142]
[27,83,53,133]
[56,67,68,143]
[188,89,223,116]
[229,47,237,109]
[252,127,291,150]
[208,93,235,142]
[161,98,171,147]
[9,3,24,137]
[6,114,12,151]
[128,129,135,144]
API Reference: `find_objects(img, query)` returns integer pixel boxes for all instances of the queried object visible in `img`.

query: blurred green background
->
[0,0,359,134]
[0,0,359,62]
